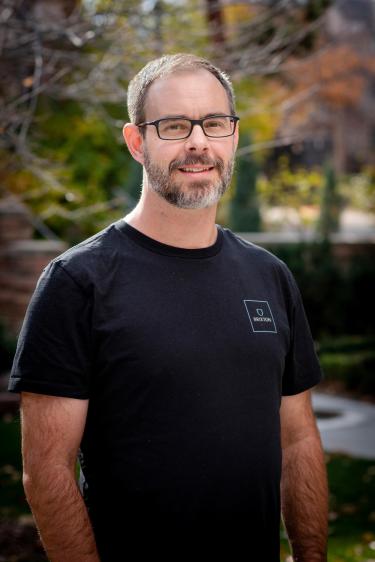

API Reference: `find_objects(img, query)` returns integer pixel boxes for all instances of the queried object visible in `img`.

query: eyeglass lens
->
[158,117,235,139]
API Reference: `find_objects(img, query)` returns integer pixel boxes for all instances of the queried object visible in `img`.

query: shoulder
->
[39,220,124,292]
[220,226,290,272]
[220,226,300,301]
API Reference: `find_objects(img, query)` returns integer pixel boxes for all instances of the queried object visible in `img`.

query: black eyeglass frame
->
[136,115,240,140]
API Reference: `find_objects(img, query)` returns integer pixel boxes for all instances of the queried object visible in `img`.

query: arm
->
[280,389,328,562]
[21,392,100,562]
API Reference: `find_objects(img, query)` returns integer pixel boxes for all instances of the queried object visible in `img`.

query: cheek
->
[151,143,182,167]
[210,138,234,155]
[214,146,234,166]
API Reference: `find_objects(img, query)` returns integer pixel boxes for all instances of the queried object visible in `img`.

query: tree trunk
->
[332,108,347,175]
[205,0,226,51]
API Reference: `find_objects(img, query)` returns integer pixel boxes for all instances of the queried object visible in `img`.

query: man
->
[9,54,328,561]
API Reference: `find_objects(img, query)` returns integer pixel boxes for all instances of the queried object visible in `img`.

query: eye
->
[205,118,226,129]
[162,120,189,131]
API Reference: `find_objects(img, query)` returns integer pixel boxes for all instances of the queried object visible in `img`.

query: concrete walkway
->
[312,392,375,460]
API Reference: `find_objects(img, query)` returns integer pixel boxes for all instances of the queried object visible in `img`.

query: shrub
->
[269,242,375,339]
[0,323,17,375]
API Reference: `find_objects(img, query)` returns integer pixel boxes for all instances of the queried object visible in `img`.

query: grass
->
[1,415,375,561]
[281,452,375,561]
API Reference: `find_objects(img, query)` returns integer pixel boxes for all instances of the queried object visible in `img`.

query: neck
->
[124,184,219,249]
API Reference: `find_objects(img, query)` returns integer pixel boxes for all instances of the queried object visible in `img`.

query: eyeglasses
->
[136,115,240,140]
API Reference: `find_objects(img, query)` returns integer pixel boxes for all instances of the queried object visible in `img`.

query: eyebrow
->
[156,112,229,120]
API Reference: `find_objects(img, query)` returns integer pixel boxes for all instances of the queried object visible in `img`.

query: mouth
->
[177,166,215,176]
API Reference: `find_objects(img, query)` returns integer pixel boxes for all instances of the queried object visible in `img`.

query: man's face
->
[141,69,238,209]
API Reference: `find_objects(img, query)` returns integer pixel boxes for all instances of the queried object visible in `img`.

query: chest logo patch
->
[243,299,277,333]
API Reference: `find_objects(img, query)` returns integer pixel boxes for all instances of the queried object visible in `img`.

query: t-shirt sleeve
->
[281,267,323,395]
[8,261,92,399]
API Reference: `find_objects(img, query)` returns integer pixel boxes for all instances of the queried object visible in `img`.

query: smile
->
[178,167,214,173]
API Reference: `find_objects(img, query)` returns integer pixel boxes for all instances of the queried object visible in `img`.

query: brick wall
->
[0,199,67,337]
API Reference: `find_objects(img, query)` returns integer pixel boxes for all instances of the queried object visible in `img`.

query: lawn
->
[281,453,375,561]
[1,414,375,561]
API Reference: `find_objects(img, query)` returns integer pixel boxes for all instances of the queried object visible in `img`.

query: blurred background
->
[0,0,374,560]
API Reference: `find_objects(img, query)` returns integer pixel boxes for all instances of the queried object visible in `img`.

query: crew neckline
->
[115,219,223,259]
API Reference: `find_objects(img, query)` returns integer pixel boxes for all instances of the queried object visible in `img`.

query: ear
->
[232,120,239,153]
[123,123,145,165]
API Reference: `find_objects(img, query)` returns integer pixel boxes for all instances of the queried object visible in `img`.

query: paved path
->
[312,392,375,460]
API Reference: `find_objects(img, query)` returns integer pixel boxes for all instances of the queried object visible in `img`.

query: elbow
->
[22,470,40,507]
[22,470,32,491]
[22,463,74,505]
[22,469,45,501]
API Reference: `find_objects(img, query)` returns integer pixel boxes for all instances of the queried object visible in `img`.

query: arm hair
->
[280,390,329,562]
[21,392,100,562]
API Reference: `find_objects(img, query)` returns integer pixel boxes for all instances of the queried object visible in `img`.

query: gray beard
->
[143,150,235,209]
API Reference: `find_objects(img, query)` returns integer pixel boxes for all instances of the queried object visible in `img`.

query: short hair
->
[127,53,236,125]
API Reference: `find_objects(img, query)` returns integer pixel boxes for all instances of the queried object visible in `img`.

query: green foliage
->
[327,454,375,539]
[282,454,375,561]
[126,158,143,202]
[230,134,261,231]
[271,241,343,336]
[234,77,282,161]
[319,335,375,355]
[318,166,341,239]
[340,169,375,213]
[319,346,375,395]
[6,99,138,243]
[256,161,374,231]
[2,0,337,246]
[258,156,324,210]
[0,322,17,374]
[38,100,130,194]
[317,331,375,397]
[269,242,375,339]
[0,416,25,519]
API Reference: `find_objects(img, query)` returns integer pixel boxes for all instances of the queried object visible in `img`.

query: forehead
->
[144,69,231,120]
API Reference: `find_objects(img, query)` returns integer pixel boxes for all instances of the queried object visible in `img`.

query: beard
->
[143,149,235,210]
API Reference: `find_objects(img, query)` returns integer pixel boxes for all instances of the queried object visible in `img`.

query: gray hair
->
[127,53,236,126]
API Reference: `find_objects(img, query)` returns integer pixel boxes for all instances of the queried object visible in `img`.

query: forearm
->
[23,466,100,562]
[281,433,328,562]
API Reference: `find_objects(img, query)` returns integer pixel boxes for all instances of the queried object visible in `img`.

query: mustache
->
[169,156,224,173]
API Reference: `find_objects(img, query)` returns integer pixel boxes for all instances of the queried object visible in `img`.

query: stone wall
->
[0,199,67,337]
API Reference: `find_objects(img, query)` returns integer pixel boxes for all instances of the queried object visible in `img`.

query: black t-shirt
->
[9,220,322,561]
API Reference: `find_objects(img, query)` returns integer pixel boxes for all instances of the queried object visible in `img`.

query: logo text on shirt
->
[243,300,277,333]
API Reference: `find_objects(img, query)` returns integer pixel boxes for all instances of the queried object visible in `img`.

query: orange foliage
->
[286,45,373,107]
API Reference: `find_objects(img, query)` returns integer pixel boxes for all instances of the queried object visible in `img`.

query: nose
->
[184,123,209,152]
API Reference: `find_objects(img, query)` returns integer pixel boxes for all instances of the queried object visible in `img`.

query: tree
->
[0,0,143,240]
[0,0,333,241]
[277,39,375,173]
[230,134,262,232]
[317,165,340,239]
